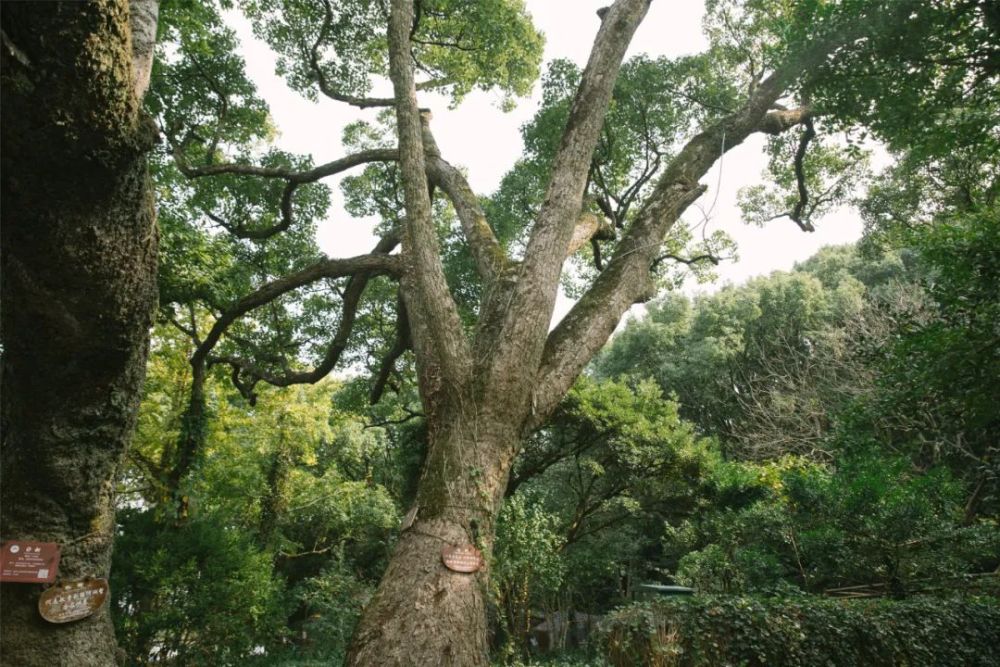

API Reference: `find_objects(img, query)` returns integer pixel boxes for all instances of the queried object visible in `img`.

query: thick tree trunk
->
[346,411,520,667]
[1,2,158,664]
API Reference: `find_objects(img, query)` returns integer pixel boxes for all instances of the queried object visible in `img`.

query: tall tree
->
[348,0,857,659]
[1,1,160,663]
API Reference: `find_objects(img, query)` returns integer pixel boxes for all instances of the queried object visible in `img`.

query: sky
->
[230,1,870,322]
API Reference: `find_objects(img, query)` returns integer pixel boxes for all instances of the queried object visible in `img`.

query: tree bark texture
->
[347,411,521,667]
[1,1,158,664]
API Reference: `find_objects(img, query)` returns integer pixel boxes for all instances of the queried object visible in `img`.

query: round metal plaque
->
[441,544,483,573]
[38,578,108,624]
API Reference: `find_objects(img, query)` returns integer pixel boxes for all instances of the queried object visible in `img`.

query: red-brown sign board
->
[0,540,60,584]
[38,578,108,624]
[441,544,483,573]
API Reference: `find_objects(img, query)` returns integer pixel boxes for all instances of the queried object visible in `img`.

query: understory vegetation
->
[603,597,1000,667]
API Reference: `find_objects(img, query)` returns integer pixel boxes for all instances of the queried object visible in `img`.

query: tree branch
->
[482,0,651,402]
[650,252,721,271]
[219,230,402,400]
[175,148,397,180]
[129,0,159,100]
[529,34,852,430]
[758,106,811,135]
[568,212,615,256]
[789,116,817,232]
[370,295,412,404]
[210,263,375,400]
[190,248,401,370]
[420,113,507,281]
[388,0,473,395]
[175,148,398,240]
[310,0,397,109]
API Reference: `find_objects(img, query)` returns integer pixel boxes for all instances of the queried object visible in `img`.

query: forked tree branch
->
[184,231,401,412]
[190,248,402,370]
[482,0,652,400]
[210,255,393,401]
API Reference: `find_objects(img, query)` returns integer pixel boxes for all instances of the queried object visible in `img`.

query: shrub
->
[112,510,285,665]
[600,595,1000,666]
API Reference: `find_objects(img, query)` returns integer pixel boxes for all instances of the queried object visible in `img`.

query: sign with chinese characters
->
[38,578,108,624]
[0,540,60,584]
[441,544,483,573]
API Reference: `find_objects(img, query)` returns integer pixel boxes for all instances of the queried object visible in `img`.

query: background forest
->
[2,0,997,665]
[113,0,999,659]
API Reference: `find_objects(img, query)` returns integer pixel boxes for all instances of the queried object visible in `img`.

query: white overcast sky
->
[230,1,871,321]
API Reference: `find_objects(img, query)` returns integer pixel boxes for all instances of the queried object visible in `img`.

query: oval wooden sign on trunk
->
[38,578,108,624]
[441,544,483,573]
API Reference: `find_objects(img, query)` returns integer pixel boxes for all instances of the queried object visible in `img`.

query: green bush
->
[601,596,1000,667]
[112,510,286,665]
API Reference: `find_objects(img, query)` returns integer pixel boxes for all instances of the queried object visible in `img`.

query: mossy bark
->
[1,2,158,664]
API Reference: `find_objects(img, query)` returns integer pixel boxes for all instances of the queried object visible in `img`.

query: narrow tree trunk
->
[347,411,519,666]
[1,2,158,664]
[260,412,293,550]
[165,361,208,518]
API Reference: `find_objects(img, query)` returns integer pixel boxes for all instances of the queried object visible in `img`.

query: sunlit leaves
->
[119,328,411,660]
[410,0,543,107]
[152,0,271,156]
[801,0,1000,160]
[243,0,386,101]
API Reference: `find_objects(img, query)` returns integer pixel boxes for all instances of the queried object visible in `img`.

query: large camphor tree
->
[350,3,876,660]
[1,0,160,664]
